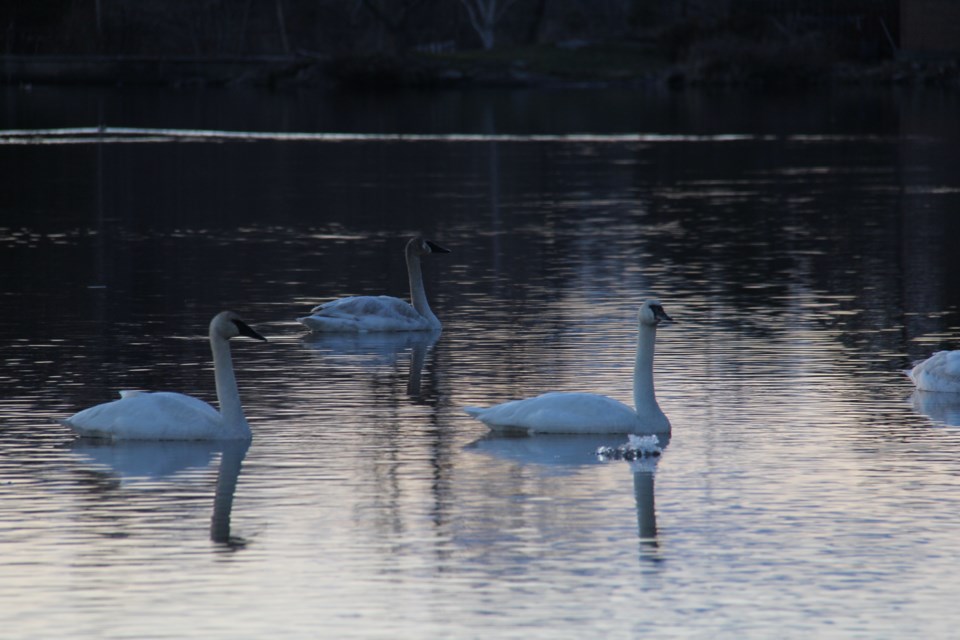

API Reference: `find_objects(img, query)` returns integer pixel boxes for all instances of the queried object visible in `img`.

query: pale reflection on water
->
[912,391,960,428]
[469,432,667,556]
[300,330,440,399]
[2,87,960,638]
[69,440,250,547]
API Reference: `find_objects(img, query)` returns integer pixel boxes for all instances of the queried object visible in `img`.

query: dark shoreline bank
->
[3,47,958,92]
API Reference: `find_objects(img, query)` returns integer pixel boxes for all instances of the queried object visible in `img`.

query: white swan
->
[464,300,673,434]
[62,311,266,440]
[908,350,960,392]
[298,236,450,332]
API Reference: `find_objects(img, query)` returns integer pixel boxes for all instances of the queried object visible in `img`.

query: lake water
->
[2,85,960,638]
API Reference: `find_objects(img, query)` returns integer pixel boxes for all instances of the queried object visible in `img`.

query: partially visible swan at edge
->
[908,350,960,392]
[62,311,267,441]
[464,300,673,434]
[298,236,450,333]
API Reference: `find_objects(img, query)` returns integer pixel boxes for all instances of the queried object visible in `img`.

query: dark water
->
[2,85,960,638]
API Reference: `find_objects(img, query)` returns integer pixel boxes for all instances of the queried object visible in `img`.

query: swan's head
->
[210,311,268,342]
[407,236,451,257]
[639,300,673,327]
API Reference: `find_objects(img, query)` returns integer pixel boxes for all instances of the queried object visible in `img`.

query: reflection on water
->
[911,391,960,427]
[69,439,222,481]
[301,330,440,398]
[1,86,960,638]
[468,432,632,467]
[209,442,249,548]
[631,465,658,549]
[469,432,668,558]
[69,439,251,548]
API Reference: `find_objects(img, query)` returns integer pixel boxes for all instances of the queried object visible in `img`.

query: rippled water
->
[2,86,960,638]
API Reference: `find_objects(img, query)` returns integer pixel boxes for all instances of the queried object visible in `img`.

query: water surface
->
[1,86,960,638]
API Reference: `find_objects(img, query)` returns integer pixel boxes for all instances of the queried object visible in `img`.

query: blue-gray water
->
[2,86,960,638]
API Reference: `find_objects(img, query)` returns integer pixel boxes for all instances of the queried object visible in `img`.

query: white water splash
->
[595,434,662,461]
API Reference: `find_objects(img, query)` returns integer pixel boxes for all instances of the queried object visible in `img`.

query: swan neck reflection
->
[633,469,658,548]
[211,440,250,548]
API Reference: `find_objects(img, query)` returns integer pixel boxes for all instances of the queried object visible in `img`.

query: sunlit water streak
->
[0,126,931,146]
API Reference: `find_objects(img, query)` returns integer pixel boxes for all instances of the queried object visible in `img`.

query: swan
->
[298,236,450,333]
[908,350,960,392]
[62,311,266,440]
[464,300,673,434]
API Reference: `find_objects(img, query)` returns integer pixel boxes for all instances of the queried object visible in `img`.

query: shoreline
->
[2,48,958,92]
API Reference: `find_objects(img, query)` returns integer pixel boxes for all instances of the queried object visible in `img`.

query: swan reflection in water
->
[911,391,960,428]
[68,439,250,548]
[301,329,440,397]
[467,432,670,556]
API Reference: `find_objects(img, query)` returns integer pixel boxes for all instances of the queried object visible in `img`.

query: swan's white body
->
[299,236,449,333]
[908,350,960,392]
[465,300,672,435]
[465,392,659,434]
[63,311,266,441]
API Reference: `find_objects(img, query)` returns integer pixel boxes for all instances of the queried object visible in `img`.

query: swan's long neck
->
[407,250,438,325]
[210,332,248,431]
[633,323,661,416]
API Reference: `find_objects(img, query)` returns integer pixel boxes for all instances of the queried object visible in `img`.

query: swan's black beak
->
[233,319,268,341]
[652,305,674,325]
[426,240,451,254]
